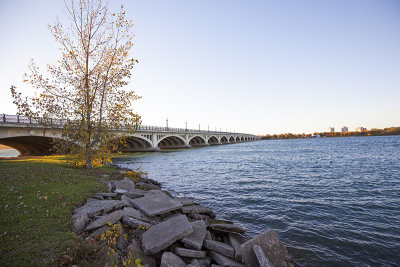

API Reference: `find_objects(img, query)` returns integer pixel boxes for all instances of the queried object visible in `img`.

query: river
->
[114,136,400,266]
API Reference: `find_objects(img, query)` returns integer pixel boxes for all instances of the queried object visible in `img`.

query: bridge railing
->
[1,114,247,135]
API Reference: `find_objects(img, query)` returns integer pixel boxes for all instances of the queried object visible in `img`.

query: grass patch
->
[0,156,120,266]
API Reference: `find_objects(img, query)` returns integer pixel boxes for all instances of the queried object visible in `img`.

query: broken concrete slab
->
[127,240,157,267]
[115,189,128,194]
[209,223,246,234]
[124,189,147,199]
[142,215,193,255]
[115,178,135,192]
[85,210,124,231]
[136,182,161,191]
[204,239,235,258]
[253,244,272,267]
[228,233,248,262]
[124,207,160,224]
[175,247,206,258]
[181,205,213,215]
[160,252,186,267]
[72,213,89,232]
[131,191,182,217]
[122,215,152,229]
[93,192,118,198]
[238,229,288,267]
[174,196,194,206]
[209,251,245,267]
[180,220,207,250]
[74,200,124,218]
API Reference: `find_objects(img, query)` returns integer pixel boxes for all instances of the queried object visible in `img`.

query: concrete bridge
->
[0,114,260,156]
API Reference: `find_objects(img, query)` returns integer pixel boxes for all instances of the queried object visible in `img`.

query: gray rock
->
[85,226,108,240]
[194,258,211,267]
[74,200,124,218]
[122,215,152,229]
[211,265,223,267]
[142,215,193,255]
[188,259,206,267]
[131,191,182,217]
[253,244,272,267]
[174,196,194,206]
[160,252,186,267]
[181,205,213,215]
[175,247,206,258]
[124,189,147,199]
[93,192,118,198]
[228,233,248,262]
[115,189,128,194]
[181,220,207,250]
[84,210,124,231]
[205,231,213,240]
[127,240,157,267]
[124,207,160,224]
[209,251,244,267]
[136,182,161,191]
[115,178,135,192]
[107,182,113,192]
[238,230,288,267]
[121,195,133,207]
[117,236,130,252]
[204,239,235,258]
[72,213,89,232]
[209,223,246,234]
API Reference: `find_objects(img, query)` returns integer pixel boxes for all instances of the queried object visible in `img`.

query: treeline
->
[261,127,400,140]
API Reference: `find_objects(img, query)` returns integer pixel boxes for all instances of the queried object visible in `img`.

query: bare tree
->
[11,0,141,167]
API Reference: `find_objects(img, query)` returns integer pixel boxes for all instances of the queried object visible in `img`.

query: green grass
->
[0,156,120,266]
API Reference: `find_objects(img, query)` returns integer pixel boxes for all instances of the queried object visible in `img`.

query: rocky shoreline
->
[71,164,295,267]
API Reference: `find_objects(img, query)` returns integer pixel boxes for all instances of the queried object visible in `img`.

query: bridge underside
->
[0,136,54,156]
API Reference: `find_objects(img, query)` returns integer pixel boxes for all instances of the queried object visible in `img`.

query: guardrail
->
[1,114,244,135]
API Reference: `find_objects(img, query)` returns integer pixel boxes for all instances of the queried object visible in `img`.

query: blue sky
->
[0,0,399,135]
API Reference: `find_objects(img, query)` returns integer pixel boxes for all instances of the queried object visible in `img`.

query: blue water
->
[115,136,400,266]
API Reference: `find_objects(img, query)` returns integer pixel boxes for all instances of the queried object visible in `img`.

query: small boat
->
[310,134,320,138]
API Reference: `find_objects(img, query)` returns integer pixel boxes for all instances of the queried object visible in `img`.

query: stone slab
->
[115,189,128,194]
[253,244,272,267]
[174,196,194,206]
[124,207,160,224]
[74,200,124,217]
[238,230,287,267]
[160,252,186,267]
[181,205,213,215]
[181,220,207,250]
[209,223,246,234]
[142,215,193,255]
[131,191,182,217]
[228,233,248,262]
[122,215,152,229]
[136,182,161,191]
[115,178,135,192]
[124,189,147,199]
[209,251,244,267]
[72,213,89,232]
[204,239,235,258]
[175,247,206,258]
[85,210,124,231]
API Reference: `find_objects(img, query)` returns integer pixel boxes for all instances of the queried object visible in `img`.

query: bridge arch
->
[157,135,188,149]
[220,136,229,144]
[207,136,219,145]
[189,136,207,147]
[0,136,57,156]
[120,136,153,152]
[229,136,235,143]
[236,136,240,142]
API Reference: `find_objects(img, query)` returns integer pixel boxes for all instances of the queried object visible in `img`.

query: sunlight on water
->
[0,148,19,157]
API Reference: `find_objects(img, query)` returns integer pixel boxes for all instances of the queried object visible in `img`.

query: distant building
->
[329,127,335,133]
[341,126,349,133]
[356,127,367,132]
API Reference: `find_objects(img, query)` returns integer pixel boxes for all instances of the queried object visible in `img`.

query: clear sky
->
[1,0,399,135]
